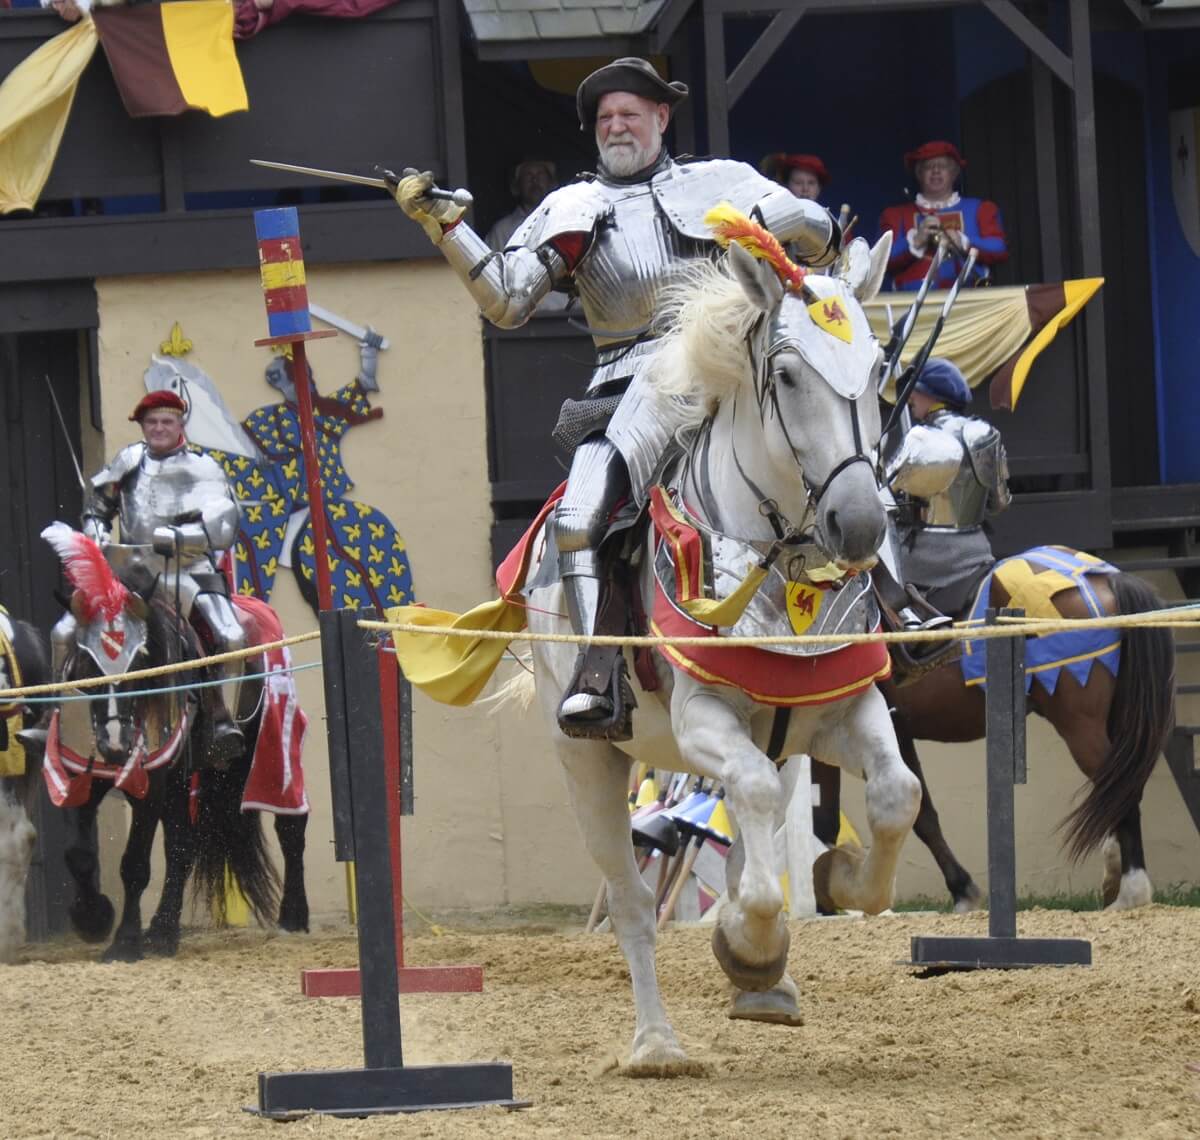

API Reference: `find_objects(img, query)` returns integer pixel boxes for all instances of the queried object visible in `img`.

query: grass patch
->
[894,882,1200,913]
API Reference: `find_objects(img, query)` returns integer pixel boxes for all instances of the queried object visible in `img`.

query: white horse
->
[523,235,921,1073]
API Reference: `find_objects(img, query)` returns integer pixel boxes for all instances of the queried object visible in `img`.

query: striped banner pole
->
[252,207,338,611]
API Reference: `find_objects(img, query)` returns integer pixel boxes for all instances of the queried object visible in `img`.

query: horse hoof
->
[622,1036,709,1079]
[277,905,310,934]
[70,896,115,944]
[101,940,143,964]
[728,974,804,1026]
[711,923,788,992]
[144,925,180,957]
[953,882,983,914]
[813,843,873,913]
[1103,868,1153,911]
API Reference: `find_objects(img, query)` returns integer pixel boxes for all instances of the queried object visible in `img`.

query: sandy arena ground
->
[2,906,1198,1139]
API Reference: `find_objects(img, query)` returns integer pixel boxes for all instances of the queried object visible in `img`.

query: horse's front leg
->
[891,716,981,912]
[104,776,166,963]
[274,813,309,933]
[672,686,797,1021]
[146,769,193,956]
[811,685,920,915]
[555,736,688,1074]
[63,783,116,944]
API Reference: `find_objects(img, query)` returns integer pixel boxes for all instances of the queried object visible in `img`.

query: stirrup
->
[206,719,245,768]
[557,648,635,742]
[559,690,615,720]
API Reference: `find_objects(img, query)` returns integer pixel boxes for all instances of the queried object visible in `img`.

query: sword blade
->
[250,159,390,191]
[310,302,390,350]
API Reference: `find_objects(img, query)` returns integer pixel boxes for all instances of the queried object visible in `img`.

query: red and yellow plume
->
[704,202,807,292]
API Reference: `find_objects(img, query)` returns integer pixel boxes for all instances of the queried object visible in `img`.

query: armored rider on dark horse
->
[47,389,247,763]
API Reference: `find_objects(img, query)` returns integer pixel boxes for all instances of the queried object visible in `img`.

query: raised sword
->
[249,159,474,207]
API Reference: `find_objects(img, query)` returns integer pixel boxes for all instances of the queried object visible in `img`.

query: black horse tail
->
[1060,572,1175,861]
[189,734,280,925]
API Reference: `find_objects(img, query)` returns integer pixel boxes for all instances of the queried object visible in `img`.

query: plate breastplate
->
[117,451,230,545]
[575,180,709,354]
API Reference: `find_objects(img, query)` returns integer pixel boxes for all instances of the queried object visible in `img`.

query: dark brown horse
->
[813,555,1175,912]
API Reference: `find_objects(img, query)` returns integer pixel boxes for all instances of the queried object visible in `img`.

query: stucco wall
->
[89,263,1198,920]
[93,260,597,919]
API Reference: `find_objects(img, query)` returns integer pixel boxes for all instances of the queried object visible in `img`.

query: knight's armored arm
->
[886,425,963,499]
[438,224,569,329]
[81,443,142,544]
[152,496,240,561]
[753,187,840,268]
[960,418,1012,514]
[81,486,118,545]
[356,327,384,392]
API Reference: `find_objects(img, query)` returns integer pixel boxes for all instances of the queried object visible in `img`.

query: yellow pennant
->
[785,581,824,634]
[807,296,854,343]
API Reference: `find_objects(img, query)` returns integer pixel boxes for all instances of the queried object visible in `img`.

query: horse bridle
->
[732,311,878,543]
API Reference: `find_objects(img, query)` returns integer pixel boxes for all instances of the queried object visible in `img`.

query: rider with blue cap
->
[881,357,1011,623]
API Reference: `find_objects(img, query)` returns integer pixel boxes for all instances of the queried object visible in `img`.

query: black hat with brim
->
[576,57,689,130]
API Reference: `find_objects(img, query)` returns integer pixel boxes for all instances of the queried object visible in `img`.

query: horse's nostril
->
[824,509,842,546]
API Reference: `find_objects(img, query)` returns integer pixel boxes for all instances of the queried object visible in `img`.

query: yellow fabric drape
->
[864,286,1032,396]
[161,0,248,118]
[386,600,527,707]
[679,562,769,628]
[863,280,1103,410]
[0,18,99,215]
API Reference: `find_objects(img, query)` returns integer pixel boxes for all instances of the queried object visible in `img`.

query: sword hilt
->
[379,166,473,208]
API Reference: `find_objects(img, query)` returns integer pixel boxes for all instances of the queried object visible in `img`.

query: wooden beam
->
[1068,0,1111,522]
[652,0,698,53]
[437,0,468,195]
[1121,0,1148,27]
[707,0,962,15]
[0,204,428,286]
[703,0,731,156]
[982,0,1073,90]
[1030,57,1063,281]
[728,8,806,107]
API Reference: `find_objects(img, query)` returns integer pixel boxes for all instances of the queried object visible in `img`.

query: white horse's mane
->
[647,260,761,423]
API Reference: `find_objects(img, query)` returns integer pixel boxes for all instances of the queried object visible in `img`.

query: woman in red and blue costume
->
[878,140,1007,290]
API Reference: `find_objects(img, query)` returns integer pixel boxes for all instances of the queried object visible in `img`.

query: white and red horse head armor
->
[41,523,148,676]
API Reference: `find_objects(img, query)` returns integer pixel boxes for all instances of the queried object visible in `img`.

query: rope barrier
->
[0,629,321,701]
[15,659,323,705]
[1,599,1190,704]
[359,606,1200,651]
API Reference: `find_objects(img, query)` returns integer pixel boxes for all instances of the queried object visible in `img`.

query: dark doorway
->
[961,67,1158,489]
[0,329,88,940]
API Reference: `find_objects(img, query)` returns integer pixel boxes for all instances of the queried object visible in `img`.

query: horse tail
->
[190,733,280,926]
[1060,572,1175,861]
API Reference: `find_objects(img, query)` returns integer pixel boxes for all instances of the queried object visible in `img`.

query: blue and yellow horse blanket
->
[960,545,1121,694]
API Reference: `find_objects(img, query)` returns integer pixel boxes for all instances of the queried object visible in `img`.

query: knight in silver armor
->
[392,57,841,733]
[882,358,1011,618]
[52,389,247,761]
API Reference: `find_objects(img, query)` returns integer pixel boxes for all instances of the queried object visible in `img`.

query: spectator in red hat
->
[761,153,831,202]
[878,140,1007,290]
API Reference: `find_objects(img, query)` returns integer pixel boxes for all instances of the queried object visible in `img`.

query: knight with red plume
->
[46,389,249,764]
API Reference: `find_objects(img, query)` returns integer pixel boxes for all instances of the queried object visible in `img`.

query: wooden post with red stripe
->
[252,207,337,609]
[251,208,482,1000]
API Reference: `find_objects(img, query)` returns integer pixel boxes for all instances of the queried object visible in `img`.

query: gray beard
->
[598,135,660,178]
